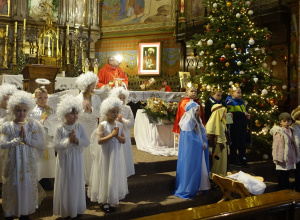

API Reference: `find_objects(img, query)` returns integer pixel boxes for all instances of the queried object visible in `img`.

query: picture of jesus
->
[143,47,156,70]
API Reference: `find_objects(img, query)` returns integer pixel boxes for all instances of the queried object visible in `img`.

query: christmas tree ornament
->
[240,7,245,14]
[262,63,268,68]
[207,39,213,45]
[266,33,271,40]
[209,62,214,66]
[255,120,262,127]
[239,70,245,74]
[197,41,201,46]
[249,37,255,45]
[282,85,287,89]
[245,1,251,5]
[220,55,226,62]
[229,81,233,86]
[247,58,251,62]
[225,62,230,67]
[206,24,211,30]
[237,61,242,66]
[225,44,230,49]
[213,3,218,8]
[253,77,258,83]
[261,103,264,107]
[243,78,246,82]
[271,60,277,65]
[201,85,206,91]
[236,13,241,18]
[222,19,225,23]
[226,2,232,7]
[206,85,211,90]
[262,89,268,95]
[200,51,204,55]
[248,10,253,15]
[190,52,194,57]
[210,72,215,76]
[238,26,242,31]
[231,43,236,48]
[196,55,200,59]
[217,29,220,32]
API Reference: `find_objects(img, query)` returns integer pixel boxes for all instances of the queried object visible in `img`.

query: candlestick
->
[6,24,8,36]
[15,22,17,34]
[23,19,26,30]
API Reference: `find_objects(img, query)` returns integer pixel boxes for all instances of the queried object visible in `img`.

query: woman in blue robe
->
[174,101,210,199]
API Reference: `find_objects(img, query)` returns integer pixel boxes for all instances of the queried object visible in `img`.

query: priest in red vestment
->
[97,56,129,89]
[172,85,206,134]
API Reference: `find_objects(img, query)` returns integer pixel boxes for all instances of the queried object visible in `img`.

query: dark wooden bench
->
[133,190,300,220]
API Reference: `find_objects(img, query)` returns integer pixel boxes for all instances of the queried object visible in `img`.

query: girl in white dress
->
[0,91,45,220]
[53,95,90,219]
[29,79,56,190]
[110,87,135,177]
[0,83,17,190]
[88,97,128,213]
[76,71,101,185]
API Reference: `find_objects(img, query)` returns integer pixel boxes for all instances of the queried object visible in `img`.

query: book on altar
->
[140,78,156,90]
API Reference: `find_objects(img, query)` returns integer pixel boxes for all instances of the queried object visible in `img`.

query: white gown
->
[88,121,128,205]
[120,105,135,177]
[53,123,90,218]
[0,107,7,184]
[77,93,101,185]
[29,105,56,180]
[0,120,45,217]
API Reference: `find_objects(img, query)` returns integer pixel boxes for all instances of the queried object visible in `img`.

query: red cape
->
[97,63,129,88]
[172,97,206,134]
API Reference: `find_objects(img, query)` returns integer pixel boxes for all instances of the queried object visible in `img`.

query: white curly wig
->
[0,83,18,104]
[56,95,83,120]
[109,87,129,104]
[75,71,98,92]
[100,97,123,121]
[6,90,36,120]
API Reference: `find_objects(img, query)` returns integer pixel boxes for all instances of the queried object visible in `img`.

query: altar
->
[134,109,177,157]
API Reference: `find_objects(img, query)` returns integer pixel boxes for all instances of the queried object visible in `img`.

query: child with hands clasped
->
[76,71,101,185]
[291,106,300,192]
[88,97,128,213]
[0,91,45,220]
[270,112,297,190]
[30,79,56,189]
[174,100,210,199]
[226,84,250,167]
[109,87,135,177]
[53,95,90,219]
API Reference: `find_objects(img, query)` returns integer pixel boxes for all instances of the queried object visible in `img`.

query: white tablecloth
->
[134,109,177,156]
[0,74,78,90]
[128,91,184,103]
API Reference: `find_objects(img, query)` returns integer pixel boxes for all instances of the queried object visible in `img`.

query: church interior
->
[0,0,300,219]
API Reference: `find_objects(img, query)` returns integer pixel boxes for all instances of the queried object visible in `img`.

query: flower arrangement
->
[142,97,178,122]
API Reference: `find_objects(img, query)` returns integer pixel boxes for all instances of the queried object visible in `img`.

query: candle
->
[23,19,26,30]
[66,23,69,35]
[14,22,17,34]
[6,24,8,37]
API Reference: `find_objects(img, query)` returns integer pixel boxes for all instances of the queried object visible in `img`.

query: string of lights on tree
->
[190,0,285,152]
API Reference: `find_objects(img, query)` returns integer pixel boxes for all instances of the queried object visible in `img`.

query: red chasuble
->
[159,85,172,92]
[172,97,206,134]
[97,63,129,88]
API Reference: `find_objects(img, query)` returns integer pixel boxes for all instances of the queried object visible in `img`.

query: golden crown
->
[211,84,223,93]
[229,83,240,93]
[185,82,197,91]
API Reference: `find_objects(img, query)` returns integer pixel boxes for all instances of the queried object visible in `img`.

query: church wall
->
[95,0,182,91]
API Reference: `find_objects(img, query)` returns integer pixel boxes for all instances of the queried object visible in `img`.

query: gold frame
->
[0,0,10,17]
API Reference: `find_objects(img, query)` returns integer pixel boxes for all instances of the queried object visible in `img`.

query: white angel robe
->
[53,122,90,218]
[77,93,101,185]
[88,121,128,205]
[0,107,7,184]
[120,105,135,177]
[0,120,45,217]
[30,105,56,180]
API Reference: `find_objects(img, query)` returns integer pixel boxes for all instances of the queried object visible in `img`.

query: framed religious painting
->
[138,42,161,76]
[0,0,10,17]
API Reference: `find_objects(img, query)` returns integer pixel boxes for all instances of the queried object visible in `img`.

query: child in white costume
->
[88,97,128,213]
[76,71,101,185]
[0,91,45,219]
[0,83,17,187]
[29,79,56,185]
[53,95,90,218]
[109,87,135,177]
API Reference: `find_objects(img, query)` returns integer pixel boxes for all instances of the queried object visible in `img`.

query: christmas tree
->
[190,0,283,155]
